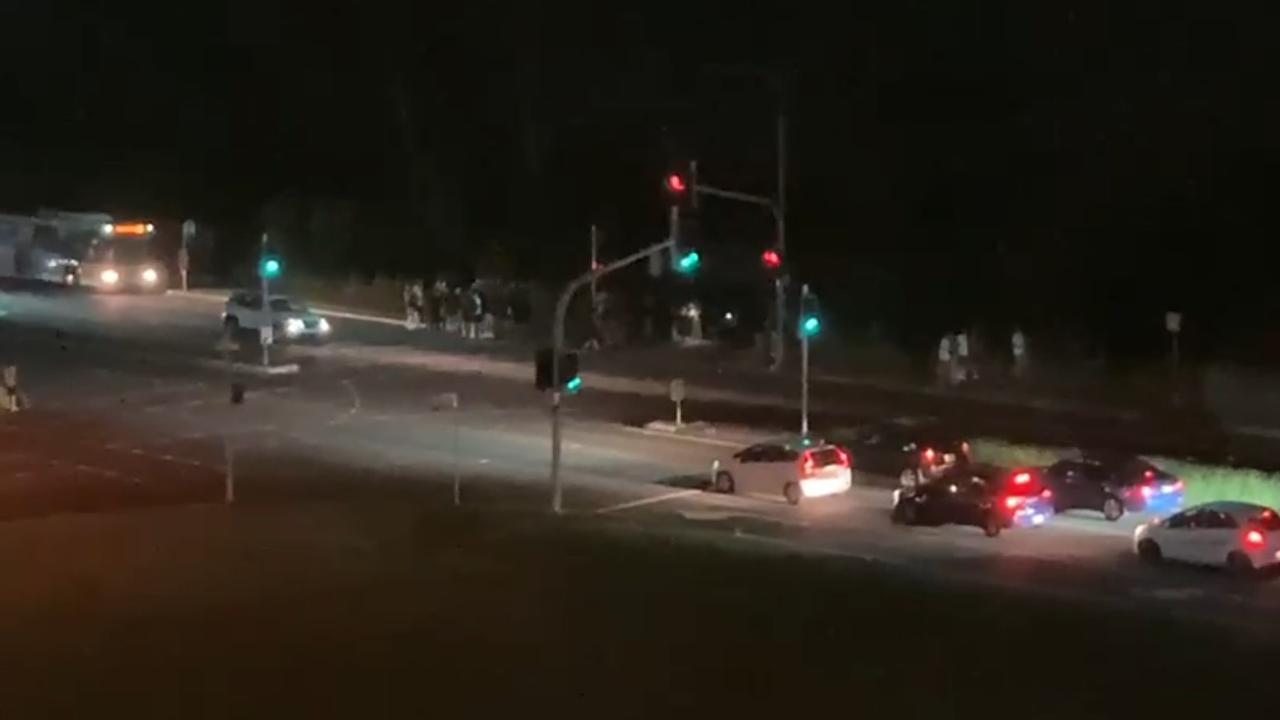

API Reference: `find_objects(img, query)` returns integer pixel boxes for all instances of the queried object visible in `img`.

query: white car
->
[1134,501,1280,575]
[222,292,331,341]
[711,439,852,505]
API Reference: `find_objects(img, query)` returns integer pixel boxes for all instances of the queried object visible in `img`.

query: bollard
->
[3,365,20,413]
[230,382,245,405]
[224,438,235,505]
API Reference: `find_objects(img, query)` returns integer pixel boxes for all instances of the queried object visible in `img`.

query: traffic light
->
[664,173,687,194]
[535,348,581,392]
[799,290,822,337]
[259,256,282,279]
[761,248,782,270]
[674,249,700,273]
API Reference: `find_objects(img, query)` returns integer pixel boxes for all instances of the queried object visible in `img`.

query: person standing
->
[955,330,970,384]
[1011,327,1028,380]
[936,333,953,388]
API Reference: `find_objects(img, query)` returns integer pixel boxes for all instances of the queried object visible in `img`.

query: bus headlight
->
[141,267,158,284]
[101,269,120,285]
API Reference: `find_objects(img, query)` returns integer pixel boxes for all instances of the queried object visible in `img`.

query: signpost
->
[432,392,462,506]
[1166,311,1182,375]
[669,378,686,427]
[180,219,195,291]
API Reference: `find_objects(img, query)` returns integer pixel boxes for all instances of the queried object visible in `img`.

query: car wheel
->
[1137,539,1163,564]
[983,513,1002,538]
[1102,496,1124,522]
[223,316,240,335]
[783,482,802,506]
[1227,551,1256,578]
[713,471,735,494]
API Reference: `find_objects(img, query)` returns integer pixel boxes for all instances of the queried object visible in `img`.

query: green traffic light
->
[801,316,820,336]
[260,258,282,278]
[676,250,700,273]
[565,376,583,393]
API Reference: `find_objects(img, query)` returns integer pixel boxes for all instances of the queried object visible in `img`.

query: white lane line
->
[594,489,702,515]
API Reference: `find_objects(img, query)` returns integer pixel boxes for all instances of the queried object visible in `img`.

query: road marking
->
[617,425,745,448]
[327,379,362,426]
[594,489,701,515]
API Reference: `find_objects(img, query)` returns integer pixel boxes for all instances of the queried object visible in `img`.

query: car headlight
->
[284,318,305,336]
[317,317,331,333]
[101,269,119,285]
[141,268,158,283]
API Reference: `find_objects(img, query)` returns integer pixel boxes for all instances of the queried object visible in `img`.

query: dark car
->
[833,417,970,485]
[891,464,1055,537]
[1041,455,1184,521]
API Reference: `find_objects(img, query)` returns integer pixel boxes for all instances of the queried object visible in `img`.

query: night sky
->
[3,3,1276,361]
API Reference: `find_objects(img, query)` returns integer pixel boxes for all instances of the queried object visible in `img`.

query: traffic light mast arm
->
[693,183,780,219]
[549,236,675,513]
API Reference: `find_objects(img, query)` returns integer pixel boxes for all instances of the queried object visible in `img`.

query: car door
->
[726,445,766,490]
[1190,510,1239,565]
[754,445,797,496]
[1157,510,1197,563]
[1077,463,1115,511]
[1044,461,1082,509]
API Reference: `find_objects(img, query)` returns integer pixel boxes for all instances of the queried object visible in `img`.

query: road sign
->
[669,378,686,403]
[258,325,274,346]
[1166,311,1182,334]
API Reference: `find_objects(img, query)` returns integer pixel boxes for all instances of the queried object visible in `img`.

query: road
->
[3,283,1280,632]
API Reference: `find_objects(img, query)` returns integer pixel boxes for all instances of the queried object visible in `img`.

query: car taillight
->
[801,452,816,476]
[1144,469,1155,480]
[1169,479,1184,492]
[1140,485,1154,498]
[1245,529,1266,548]
[835,448,851,468]
[1041,488,1052,499]
[1004,496,1024,509]
[923,448,936,463]
[1013,472,1032,485]
[962,441,970,455]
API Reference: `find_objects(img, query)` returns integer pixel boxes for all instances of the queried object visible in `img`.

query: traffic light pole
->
[800,283,810,436]
[691,180,787,373]
[259,232,270,368]
[549,236,676,513]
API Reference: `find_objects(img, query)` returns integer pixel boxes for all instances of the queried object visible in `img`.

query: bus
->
[0,213,82,285]
[80,221,169,292]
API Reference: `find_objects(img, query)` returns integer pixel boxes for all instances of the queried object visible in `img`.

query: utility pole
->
[550,237,677,513]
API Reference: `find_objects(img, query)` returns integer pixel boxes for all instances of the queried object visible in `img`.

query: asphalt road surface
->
[4,284,1280,633]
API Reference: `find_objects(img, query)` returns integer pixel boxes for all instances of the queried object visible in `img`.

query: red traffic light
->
[761,248,782,269]
[665,173,687,193]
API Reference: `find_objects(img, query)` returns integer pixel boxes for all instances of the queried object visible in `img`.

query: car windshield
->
[270,298,305,312]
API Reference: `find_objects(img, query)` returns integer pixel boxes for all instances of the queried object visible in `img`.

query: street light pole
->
[550,236,676,513]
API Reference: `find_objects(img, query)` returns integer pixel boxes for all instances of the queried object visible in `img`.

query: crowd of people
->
[936,328,1029,387]
[402,280,493,339]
